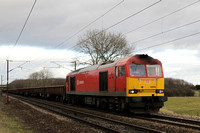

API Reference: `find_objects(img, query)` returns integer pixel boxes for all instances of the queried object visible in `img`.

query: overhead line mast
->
[6,60,30,104]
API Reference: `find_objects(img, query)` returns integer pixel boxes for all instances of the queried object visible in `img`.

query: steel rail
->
[11,94,164,133]
[132,114,200,131]
[149,114,200,126]
[13,95,119,133]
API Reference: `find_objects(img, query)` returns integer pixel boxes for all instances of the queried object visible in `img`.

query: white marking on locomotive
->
[77,80,84,85]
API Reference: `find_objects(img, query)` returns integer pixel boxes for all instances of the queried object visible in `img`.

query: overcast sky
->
[0,0,200,85]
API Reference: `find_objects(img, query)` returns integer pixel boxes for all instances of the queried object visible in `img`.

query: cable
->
[9,61,30,72]
[133,31,200,52]
[7,0,37,60]
[54,0,124,49]
[125,0,200,34]
[130,19,200,44]
[28,0,125,69]
[68,0,162,50]
[14,0,37,48]
[104,0,161,31]
[50,61,73,71]
[31,0,161,72]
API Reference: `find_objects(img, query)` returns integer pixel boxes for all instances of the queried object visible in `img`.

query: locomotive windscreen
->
[129,64,146,77]
[146,65,162,77]
[129,64,162,77]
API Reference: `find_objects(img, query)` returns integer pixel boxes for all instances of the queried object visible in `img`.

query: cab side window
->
[115,67,118,77]
[119,66,126,77]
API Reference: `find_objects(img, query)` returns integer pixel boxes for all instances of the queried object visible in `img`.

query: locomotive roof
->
[68,54,159,75]
[69,59,119,75]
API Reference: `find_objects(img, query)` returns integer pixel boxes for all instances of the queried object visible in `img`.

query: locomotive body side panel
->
[67,66,116,94]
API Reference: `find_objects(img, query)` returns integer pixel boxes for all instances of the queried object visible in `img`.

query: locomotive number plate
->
[145,80,150,84]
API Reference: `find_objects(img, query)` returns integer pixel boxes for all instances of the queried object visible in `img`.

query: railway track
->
[132,114,200,131]
[150,114,200,127]
[11,94,164,133]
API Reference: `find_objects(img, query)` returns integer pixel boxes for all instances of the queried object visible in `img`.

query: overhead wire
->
[2,0,37,81]
[104,0,162,31]
[9,61,30,72]
[7,0,37,59]
[54,0,125,49]
[125,0,200,34]
[32,0,162,70]
[132,31,200,53]
[13,0,37,48]
[43,0,162,69]
[68,0,162,51]
[29,0,125,69]
[130,19,200,44]
[6,0,199,80]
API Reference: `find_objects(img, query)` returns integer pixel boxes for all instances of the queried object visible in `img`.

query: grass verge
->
[0,96,32,133]
[194,90,200,97]
[160,97,200,116]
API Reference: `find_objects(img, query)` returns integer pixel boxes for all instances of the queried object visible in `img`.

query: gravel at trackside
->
[1,96,102,133]
[2,95,200,133]
[62,105,200,133]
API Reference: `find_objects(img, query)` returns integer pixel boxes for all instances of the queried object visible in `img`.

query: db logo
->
[77,80,84,86]
[145,80,150,84]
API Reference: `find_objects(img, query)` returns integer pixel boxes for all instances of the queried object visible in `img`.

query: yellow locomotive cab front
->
[126,77,164,97]
[126,63,165,97]
[124,58,167,113]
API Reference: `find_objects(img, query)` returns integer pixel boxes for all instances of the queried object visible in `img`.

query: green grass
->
[0,96,32,133]
[194,90,200,97]
[161,97,200,116]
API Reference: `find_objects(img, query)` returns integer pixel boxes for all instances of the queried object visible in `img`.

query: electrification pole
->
[6,60,9,104]
[74,61,76,71]
[71,61,76,71]
[0,75,2,96]
[5,60,30,104]
[1,75,2,85]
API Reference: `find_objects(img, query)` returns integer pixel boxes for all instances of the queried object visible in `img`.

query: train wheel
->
[96,98,100,108]
[151,108,160,114]
[100,100,108,109]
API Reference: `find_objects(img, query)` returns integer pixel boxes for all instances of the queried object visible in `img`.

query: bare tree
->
[28,69,53,87]
[76,29,134,65]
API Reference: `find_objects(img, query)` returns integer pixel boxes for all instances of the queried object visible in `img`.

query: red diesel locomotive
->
[66,54,167,113]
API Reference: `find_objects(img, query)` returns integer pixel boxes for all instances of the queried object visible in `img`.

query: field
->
[194,90,200,97]
[160,97,200,116]
[0,96,32,133]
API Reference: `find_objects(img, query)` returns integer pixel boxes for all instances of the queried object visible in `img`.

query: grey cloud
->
[1,0,200,51]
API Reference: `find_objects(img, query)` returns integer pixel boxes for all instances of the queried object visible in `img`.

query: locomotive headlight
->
[129,89,137,94]
[156,89,164,93]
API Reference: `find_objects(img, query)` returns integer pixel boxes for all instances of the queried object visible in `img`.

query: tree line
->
[9,69,65,89]
[164,78,195,96]
[9,70,195,97]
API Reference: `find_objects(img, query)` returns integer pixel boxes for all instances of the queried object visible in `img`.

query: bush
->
[196,85,200,90]
[165,78,195,97]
